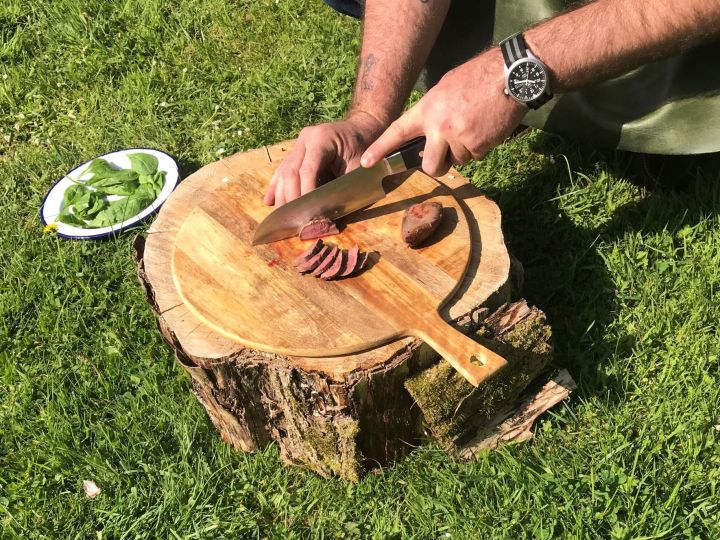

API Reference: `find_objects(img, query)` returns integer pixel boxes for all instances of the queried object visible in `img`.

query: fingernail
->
[360,154,370,168]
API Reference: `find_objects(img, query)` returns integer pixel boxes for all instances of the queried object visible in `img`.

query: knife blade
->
[252,137,426,245]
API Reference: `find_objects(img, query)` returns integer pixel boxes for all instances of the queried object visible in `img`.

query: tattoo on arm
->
[360,54,378,92]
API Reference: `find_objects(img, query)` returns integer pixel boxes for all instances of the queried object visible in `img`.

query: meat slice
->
[298,216,339,240]
[293,239,323,267]
[320,249,346,280]
[355,252,370,274]
[296,245,331,273]
[339,245,360,278]
[401,201,443,247]
[312,245,340,277]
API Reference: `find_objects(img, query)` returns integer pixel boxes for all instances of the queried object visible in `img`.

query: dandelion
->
[160,101,168,107]
[82,480,101,498]
[216,148,226,156]
[43,223,58,234]
[2,74,7,80]
[182,67,188,74]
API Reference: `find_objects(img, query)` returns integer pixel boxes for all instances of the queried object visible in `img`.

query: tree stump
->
[135,142,569,481]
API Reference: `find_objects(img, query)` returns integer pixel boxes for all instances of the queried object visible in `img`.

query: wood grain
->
[171,169,507,386]
[141,141,511,380]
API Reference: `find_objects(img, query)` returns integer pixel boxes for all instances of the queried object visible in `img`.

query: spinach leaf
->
[97,180,139,196]
[128,153,158,176]
[80,158,114,180]
[63,184,87,206]
[57,154,166,229]
[86,169,139,187]
[57,207,86,227]
[151,170,166,193]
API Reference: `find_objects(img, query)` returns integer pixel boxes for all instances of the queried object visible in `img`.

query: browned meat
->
[296,245,331,273]
[312,245,340,276]
[340,245,360,278]
[355,252,369,273]
[293,239,323,267]
[298,216,339,240]
[401,201,443,247]
[320,249,346,280]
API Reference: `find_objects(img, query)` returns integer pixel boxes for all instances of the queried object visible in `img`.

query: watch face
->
[507,60,548,102]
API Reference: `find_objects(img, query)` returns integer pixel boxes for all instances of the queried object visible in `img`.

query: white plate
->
[41,148,180,239]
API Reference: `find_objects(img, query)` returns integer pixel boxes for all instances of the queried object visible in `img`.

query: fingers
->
[361,110,422,168]
[298,147,331,197]
[421,133,451,177]
[448,141,473,167]
[265,142,306,207]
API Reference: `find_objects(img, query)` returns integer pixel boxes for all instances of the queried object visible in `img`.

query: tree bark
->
[134,144,573,480]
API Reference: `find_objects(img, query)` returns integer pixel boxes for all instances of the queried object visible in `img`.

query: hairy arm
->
[264,0,450,206]
[526,0,720,92]
[362,0,720,173]
[348,0,451,127]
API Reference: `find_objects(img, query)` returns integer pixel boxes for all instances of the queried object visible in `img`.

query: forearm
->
[348,0,451,126]
[525,0,720,93]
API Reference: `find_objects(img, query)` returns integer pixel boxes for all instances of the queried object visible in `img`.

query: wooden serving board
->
[171,168,507,386]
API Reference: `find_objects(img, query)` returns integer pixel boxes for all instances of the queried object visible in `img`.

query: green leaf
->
[151,170,166,193]
[128,153,158,176]
[62,184,87,207]
[79,158,114,180]
[57,207,85,226]
[86,169,138,187]
[72,190,95,217]
[96,180,139,196]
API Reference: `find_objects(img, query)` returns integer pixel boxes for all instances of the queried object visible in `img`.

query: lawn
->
[1,0,719,538]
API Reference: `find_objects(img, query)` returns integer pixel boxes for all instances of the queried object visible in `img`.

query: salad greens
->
[57,152,166,229]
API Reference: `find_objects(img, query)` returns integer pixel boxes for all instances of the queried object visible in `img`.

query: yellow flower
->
[43,223,58,234]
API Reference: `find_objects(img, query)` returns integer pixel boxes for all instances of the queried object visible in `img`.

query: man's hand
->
[265,0,451,206]
[361,48,526,176]
[263,112,386,206]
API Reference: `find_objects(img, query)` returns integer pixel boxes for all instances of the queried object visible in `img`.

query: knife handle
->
[395,136,426,170]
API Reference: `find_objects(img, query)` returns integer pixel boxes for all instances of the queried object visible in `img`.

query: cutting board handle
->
[414,314,508,387]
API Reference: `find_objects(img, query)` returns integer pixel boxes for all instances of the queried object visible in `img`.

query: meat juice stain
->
[267,259,279,267]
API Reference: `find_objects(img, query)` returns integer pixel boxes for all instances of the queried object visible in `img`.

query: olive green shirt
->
[328,0,720,155]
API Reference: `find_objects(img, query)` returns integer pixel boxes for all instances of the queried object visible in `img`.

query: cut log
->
[135,142,571,481]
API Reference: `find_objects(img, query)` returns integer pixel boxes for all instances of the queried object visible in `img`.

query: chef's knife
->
[252,137,426,245]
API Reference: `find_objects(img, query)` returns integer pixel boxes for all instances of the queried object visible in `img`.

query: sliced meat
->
[320,249,346,280]
[298,216,339,240]
[401,201,443,247]
[312,245,340,277]
[354,252,370,274]
[293,239,323,267]
[296,245,331,273]
[339,245,360,277]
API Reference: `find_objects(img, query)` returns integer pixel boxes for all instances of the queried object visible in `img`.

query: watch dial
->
[508,61,547,102]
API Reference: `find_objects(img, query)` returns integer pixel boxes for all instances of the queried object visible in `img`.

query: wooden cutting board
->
[171,167,507,387]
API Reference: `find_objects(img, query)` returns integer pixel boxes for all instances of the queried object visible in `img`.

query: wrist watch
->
[500,33,553,109]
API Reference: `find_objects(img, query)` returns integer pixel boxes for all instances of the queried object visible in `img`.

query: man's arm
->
[264,0,450,206]
[347,0,451,128]
[362,0,720,175]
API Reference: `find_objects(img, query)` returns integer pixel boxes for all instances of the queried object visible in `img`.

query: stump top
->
[140,142,510,381]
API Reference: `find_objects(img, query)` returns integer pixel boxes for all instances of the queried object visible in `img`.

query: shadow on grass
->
[478,132,720,400]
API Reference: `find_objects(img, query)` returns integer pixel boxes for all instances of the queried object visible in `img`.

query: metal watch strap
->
[501,33,528,68]
[500,32,553,110]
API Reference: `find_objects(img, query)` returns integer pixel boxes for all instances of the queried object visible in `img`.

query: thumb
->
[360,111,422,168]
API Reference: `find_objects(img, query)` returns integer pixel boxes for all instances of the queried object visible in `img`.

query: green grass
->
[1,0,719,538]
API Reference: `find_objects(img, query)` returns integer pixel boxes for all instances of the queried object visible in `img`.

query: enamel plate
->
[41,148,180,240]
